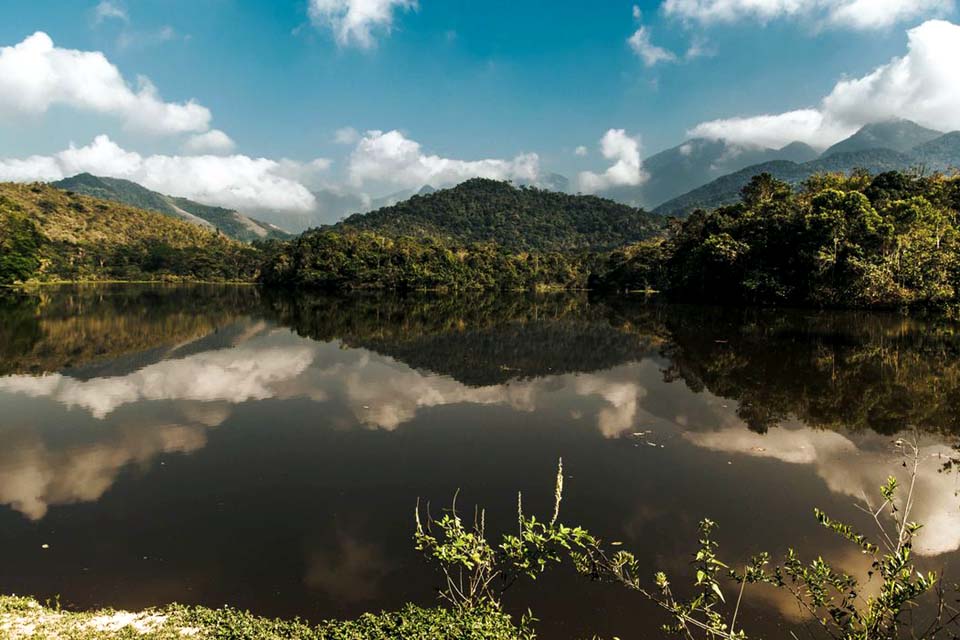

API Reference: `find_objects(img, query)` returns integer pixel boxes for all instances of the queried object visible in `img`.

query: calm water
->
[1,286,959,638]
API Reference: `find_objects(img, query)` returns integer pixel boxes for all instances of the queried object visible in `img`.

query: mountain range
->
[52,173,293,243]
[44,119,960,236]
[653,121,960,217]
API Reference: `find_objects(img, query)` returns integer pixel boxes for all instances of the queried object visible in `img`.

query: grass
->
[0,596,533,640]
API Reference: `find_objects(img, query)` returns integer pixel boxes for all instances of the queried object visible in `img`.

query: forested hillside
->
[261,230,593,291]
[598,171,960,308]
[332,178,664,251]
[0,183,261,285]
[52,173,292,242]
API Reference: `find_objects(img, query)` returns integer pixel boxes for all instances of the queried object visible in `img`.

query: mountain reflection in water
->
[0,285,958,639]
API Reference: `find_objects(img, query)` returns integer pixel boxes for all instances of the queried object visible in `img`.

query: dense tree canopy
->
[262,230,593,291]
[0,198,42,285]
[598,171,960,308]
[333,178,664,252]
[0,183,262,284]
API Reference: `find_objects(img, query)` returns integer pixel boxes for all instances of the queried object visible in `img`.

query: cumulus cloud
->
[309,0,417,48]
[183,129,237,154]
[574,145,589,157]
[0,135,322,212]
[662,0,955,30]
[0,32,211,135]
[578,129,647,193]
[688,20,960,149]
[347,129,540,191]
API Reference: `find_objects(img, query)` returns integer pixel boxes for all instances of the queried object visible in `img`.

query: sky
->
[1,0,959,219]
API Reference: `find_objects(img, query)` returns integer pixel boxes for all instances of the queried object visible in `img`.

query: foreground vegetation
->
[416,448,959,640]
[4,449,956,639]
[0,597,530,640]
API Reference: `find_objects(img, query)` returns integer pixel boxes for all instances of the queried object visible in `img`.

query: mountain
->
[51,174,292,243]
[330,177,664,252]
[599,138,820,210]
[776,141,819,163]
[653,124,960,217]
[0,182,260,285]
[911,131,960,169]
[821,120,943,157]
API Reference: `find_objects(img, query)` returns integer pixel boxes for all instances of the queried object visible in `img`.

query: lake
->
[1,285,959,639]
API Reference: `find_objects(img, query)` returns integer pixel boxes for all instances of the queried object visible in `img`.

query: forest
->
[597,170,960,308]
[0,183,262,284]
[260,230,594,291]
[332,177,664,251]
[6,171,960,309]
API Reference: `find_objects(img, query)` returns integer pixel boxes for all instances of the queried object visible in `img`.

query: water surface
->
[1,286,959,638]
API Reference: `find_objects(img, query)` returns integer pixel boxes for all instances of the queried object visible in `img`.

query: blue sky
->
[1,0,958,217]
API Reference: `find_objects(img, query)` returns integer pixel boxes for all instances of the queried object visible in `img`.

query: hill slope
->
[332,178,664,252]
[653,143,941,217]
[0,182,260,284]
[821,120,943,157]
[598,138,819,209]
[52,173,292,242]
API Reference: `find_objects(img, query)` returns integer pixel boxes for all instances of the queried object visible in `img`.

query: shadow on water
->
[0,284,958,639]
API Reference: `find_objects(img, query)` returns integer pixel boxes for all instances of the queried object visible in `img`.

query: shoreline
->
[0,595,526,640]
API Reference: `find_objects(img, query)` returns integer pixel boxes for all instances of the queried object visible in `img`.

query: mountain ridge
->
[51,173,292,243]
[653,128,959,217]
[328,177,665,252]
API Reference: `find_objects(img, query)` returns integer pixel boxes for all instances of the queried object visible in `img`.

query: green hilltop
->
[0,182,261,285]
[52,173,292,243]
[331,178,665,252]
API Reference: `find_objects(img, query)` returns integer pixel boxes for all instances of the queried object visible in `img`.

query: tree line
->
[597,171,960,308]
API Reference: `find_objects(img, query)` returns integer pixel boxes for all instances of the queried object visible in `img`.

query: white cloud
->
[0,343,316,419]
[0,421,213,520]
[0,32,211,135]
[575,145,589,157]
[184,129,237,154]
[628,26,677,66]
[309,0,417,48]
[93,0,128,24]
[662,0,955,30]
[690,108,843,149]
[685,426,960,556]
[688,20,960,149]
[578,129,648,193]
[334,126,361,144]
[347,129,540,191]
[627,6,678,67]
[116,25,179,51]
[0,135,321,212]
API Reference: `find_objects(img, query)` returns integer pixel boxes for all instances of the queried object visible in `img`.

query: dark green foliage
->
[332,178,664,252]
[262,230,592,291]
[0,197,42,285]
[600,171,960,308]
